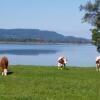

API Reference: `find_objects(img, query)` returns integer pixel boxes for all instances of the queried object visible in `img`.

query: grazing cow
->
[57,56,68,69]
[0,56,8,76]
[96,56,100,71]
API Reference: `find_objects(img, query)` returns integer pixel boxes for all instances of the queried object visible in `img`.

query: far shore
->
[0,41,92,45]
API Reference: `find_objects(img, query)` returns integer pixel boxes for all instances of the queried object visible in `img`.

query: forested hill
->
[0,29,91,43]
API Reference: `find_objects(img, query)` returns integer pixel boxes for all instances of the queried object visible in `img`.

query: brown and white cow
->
[0,56,8,76]
[96,56,100,71]
[57,56,68,69]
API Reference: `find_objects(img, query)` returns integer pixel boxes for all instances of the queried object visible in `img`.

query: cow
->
[0,56,9,76]
[57,56,68,70]
[96,56,100,71]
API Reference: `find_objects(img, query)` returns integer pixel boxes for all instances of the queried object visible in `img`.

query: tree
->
[80,0,100,52]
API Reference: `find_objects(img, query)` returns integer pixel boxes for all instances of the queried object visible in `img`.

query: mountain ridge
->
[0,29,91,43]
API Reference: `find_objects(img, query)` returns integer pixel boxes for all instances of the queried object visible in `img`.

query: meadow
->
[0,65,99,100]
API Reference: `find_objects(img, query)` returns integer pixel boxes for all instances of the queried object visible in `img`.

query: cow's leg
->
[58,63,61,69]
[57,63,63,70]
[60,65,62,70]
[60,64,64,70]
[96,64,99,71]
[1,68,4,76]
[4,69,7,76]
[99,65,100,71]
[2,71,4,76]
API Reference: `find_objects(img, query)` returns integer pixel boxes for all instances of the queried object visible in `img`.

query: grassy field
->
[0,65,99,100]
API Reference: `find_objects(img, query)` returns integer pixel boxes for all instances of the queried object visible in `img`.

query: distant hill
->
[0,29,91,43]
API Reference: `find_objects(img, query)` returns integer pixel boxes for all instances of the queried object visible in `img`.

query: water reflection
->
[0,49,58,55]
[0,44,99,66]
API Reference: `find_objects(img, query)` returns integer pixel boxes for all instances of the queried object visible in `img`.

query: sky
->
[0,0,93,39]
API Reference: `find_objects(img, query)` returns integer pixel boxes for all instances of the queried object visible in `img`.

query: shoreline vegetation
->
[0,41,92,45]
[0,65,99,100]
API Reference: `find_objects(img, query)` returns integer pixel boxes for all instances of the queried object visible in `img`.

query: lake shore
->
[0,41,91,45]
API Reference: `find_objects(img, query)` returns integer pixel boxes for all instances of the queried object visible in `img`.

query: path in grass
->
[0,65,99,100]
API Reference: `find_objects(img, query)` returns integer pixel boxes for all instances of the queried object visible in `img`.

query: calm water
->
[0,43,99,67]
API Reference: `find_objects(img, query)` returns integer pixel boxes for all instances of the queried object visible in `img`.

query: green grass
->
[0,65,99,100]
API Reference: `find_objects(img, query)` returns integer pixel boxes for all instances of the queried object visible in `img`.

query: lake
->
[0,43,99,67]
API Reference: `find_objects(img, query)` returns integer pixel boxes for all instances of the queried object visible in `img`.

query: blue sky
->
[0,0,93,38]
